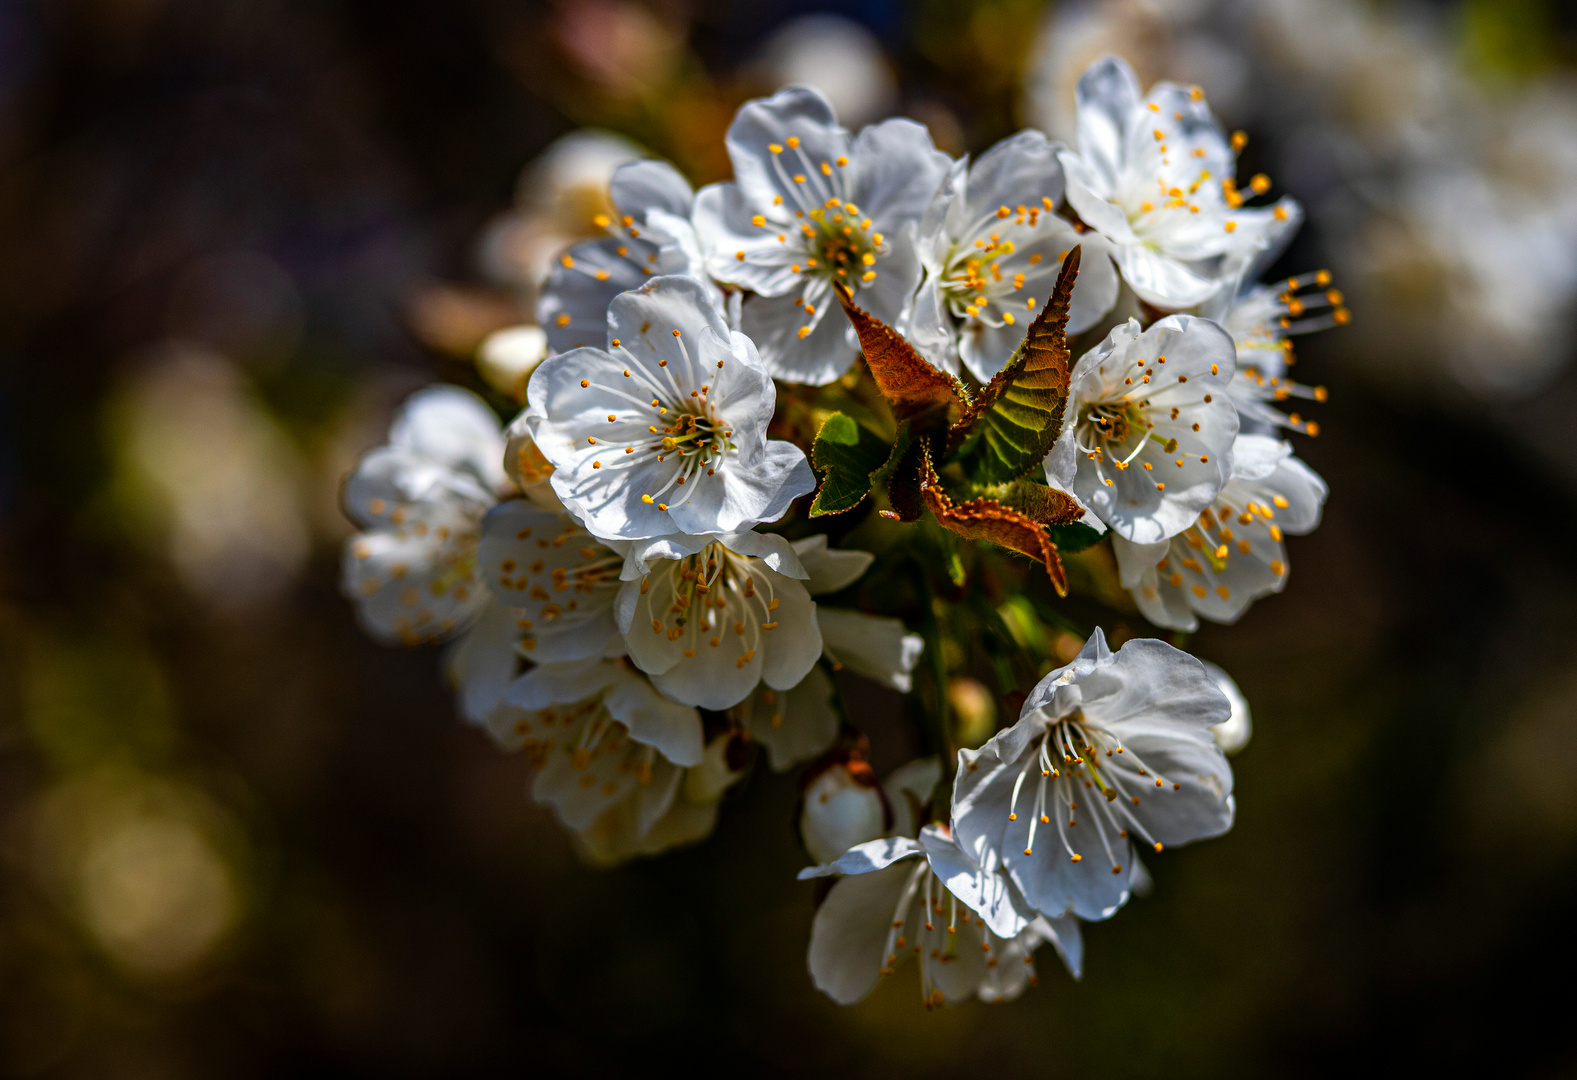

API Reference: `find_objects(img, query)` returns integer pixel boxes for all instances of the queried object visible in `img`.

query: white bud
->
[1202,661,1252,755]
[478,324,548,402]
[800,762,886,864]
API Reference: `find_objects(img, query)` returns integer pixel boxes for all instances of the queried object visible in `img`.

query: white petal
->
[387,385,507,496]
[847,117,951,227]
[602,672,705,768]
[883,756,942,839]
[442,600,521,725]
[1074,55,1143,194]
[920,824,1033,938]
[791,535,874,595]
[610,158,694,219]
[743,664,838,772]
[798,836,924,879]
[818,608,923,692]
[806,862,914,1005]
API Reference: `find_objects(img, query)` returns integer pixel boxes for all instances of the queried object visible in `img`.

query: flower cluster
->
[343,54,1339,1010]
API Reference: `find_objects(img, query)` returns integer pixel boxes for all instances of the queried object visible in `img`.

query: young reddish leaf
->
[950,246,1080,484]
[918,447,1070,595]
[835,284,966,426]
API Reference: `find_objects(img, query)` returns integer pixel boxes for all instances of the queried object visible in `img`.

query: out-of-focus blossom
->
[799,825,1082,1007]
[477,324,549,402]
[341,386,507,646]
[479,129,645,293]
[110,346,310,610]
[536,159,721,355]
[905,131,1118,381]
[1045,314,1238,544]
[1112,434,1326,631]
[751,14,898,130]
[526,277,814,543]
[554,0,683,100]
[952,630,1233,922]
[694,86,950,384]
[1057,56,1301,311]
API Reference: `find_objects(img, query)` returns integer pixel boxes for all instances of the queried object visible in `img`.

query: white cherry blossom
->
[615,534,822,710]
[342,385,507,646]
[800,825,1082,1008]
[905,130,1119,381]
[952,629,1234,922]
[1111,434,1326,631]
[1045,314,1238,544]
[537,159,721,354]
[526,275,815,543]
[1058,55,1301,310]
[693,85,951,384]
[491,658,711,864]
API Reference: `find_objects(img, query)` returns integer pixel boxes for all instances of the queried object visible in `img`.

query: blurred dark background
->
[4,0,1577,1076]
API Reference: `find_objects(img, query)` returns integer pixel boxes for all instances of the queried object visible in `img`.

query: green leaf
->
[810,412,892,516]
[1046,521,1103,553]
[951,246,1081,485]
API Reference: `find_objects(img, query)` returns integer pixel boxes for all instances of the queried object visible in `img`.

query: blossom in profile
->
[342,385,508,646]
[800,824,1082,1008]
[526,276,815,543]
[614,534,821,711]
[905,130,1118,381]
[537,159,722,354]
[1211,274,1340,437]
[951,630,1234,922]
[1057,55,1300,310]
[1111,434,1326,631]
[1045,314,1238,543]
[491,658,712,864]
[693,85,950,384]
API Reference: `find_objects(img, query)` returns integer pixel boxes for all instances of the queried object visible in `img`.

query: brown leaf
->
[918,447,1069,595]
[835,284,966,425]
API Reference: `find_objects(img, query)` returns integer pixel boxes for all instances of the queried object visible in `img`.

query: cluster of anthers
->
[1075,353,1218,493]
[938,203,1065,328]
[1230,272,1349,436]
[878,860,1035,1010]
[1005,714,1178,872]
[515,696,658,795]
[636,542,781,669]
[1160,489,1291,602]
[488,517,621,654]
[577,329,735,512]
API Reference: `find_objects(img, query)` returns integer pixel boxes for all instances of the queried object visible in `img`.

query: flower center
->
[1004,714,1177,874]
[638,542,782,669]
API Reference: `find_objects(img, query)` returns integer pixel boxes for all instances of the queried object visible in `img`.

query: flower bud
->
[478,324,548,402]
[1202,661,1252,755]
[799,757,888,865]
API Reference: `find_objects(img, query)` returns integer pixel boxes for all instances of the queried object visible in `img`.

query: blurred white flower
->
[693,85,950,384]
[799,825,1082,1007]
[113,346,309,610]
[904,131,1119,381]
[526,276,814,543]
[536,159,722,355]
[752,14,898,130]
[1112,434,1326,631]
[952,629,1233,922]
[342,385,507,646]
[1045,314,1238,543]
[1058,55,1300,310]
